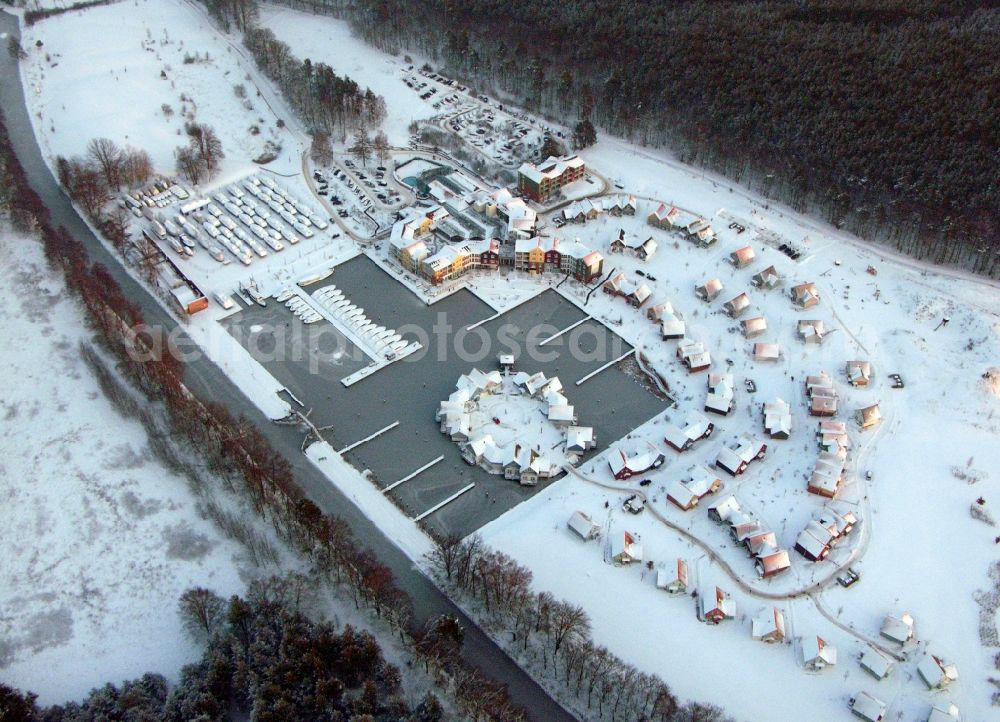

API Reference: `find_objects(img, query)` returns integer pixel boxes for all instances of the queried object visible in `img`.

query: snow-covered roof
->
[859,645,895,679]
[791,281,820,306]
[567,510,600,540]
[847,360,873,385]
[755,549,791,577]
[667,480,699,509]
[801,635,837,667]
[797,319,826,342]
[730,245,756,267]
[752,265,782,288]
[763,397,792,437]
[851,691,887,722]
[610,530,643,561]
[753,342,782,361]
[565,425,595,453]
[700,586,736,618]
[918,654,958,688]
[708,495,741,523]
[696,277,723,300]
[725,292,751,315]
[880,613,914,644]
[855,403,882,428]
[742,315,768,337]
[751,607,785,641]
[926,702,960,722]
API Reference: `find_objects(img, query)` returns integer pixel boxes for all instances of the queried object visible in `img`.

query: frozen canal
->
[223,255,666,537]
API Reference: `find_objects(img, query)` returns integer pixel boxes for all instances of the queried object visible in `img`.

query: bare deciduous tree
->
[178,587,225,640]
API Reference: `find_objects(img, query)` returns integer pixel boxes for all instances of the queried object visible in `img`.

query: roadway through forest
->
[0,10,581,721]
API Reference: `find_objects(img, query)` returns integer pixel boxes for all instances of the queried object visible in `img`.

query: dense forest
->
[289,0,1000,276]
[0,577,448,722]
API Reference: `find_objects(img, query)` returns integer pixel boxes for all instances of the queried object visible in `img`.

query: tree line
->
[0,106,533,722]
[335,0,999,277]
[194,0,387,143]
[429,534,735,722]
[1,576,448,722]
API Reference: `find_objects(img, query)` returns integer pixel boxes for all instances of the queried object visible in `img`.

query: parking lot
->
[141,174,331,272]
[222,255,666,537]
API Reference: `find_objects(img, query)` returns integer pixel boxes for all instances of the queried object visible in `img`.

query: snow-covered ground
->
[477,167,1000,719]
[13,2,1000,719]
[258,2,437,148]
[0,227,250,704]
[18,0,290,176]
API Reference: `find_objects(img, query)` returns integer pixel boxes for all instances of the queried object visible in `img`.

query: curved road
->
[0,10,579,721]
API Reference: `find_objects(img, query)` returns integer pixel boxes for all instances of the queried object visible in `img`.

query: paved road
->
[0,11,580,720]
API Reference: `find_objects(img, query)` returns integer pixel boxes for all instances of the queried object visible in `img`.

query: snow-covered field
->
[258,3,437,147]
[0,228,250,704]
[478,165,1000,719]
[18,0,290,176]
[12,2,1000,720]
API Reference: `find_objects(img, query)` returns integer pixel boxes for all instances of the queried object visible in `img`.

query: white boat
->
[275,288,295,303]
[287,298,307,311]
[303,314,323,324]
[240,281,267,307]
[391,340,408,351]
[298,268,334,286]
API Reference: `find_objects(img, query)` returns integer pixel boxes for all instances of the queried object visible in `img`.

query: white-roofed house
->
[753,342,782,362]
[567,510,601,541]
[816,419,850,457]
[661,313,687,340]
[666,479,699,511]
[807,452,846,498]
[705,372,736,415]
[751,264,782,289]
[859,645,896,680]
[607,444,666,480]
[847,360,873,387]
[918,654,958,689]
[700,586,736,624]
[791,281,820,308]
[647,301,674,322]
[627,282,653,308]
[686,465,723,499]
[548,403,577,427]
[763,397,793,439]
[855,403,883,430]
[695,277,724,302]
[926,702,960,722]
[880,613,915,644]
[724,292,752,318]
[751,607,786,643]
[801,635,838,670]
[656,559,690,595]
[806,372,840,416]
[715,434,767,476]
[677,339,712,373]
[741,315,768,338]
[850,691,887,722]
[603,271,626,297]
[610,530,643,565]
[755,548,791,578]
[565,425,596,456]
[707,495,741,524]
[794,522,833,562]
[647,203,683,230]
[663,410,715,452]
[730,245,756,268]
[797,319,827,343]
[462,433,495,465]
